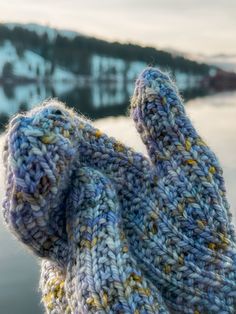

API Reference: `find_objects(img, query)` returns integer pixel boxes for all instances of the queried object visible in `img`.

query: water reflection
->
[0,81,216,131]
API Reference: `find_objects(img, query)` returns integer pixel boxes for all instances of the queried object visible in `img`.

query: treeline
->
[0,24,211,76]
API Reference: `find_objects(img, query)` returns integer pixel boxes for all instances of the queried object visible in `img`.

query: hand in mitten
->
[2,98,150,264]
[2,103,78,267]
[2,100,167,313]
[128,68,236,313]
[39,167,169,313]
[40,260,69,313]
[80,68,236,313]
[2,68,236,314]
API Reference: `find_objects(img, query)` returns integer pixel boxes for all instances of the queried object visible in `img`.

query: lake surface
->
[0,87,236,314]
[0,81,214,128]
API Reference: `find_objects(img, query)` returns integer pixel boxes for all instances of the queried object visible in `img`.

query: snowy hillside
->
[90,54,203,90]
[0,40,76,81]
[0,38,204,91]
[0,22,214,82]
[0,22,223,120]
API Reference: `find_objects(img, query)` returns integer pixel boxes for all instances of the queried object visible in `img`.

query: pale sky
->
[1,0,236,56]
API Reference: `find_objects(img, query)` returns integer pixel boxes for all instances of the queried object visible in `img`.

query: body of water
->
[0,81,214,128]
[0,86,236,314]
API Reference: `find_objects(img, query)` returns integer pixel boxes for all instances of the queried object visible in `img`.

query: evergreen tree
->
[2,62,14,78]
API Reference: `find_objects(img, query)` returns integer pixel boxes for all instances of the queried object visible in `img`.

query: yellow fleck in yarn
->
[63,130,70,138]
[185,139,191,151]
[208,243,216,250]
[196,138,207,146]
[122,246,128,253]
[197,220,207,229]
[163,265,171,274]
[186,159,197,165]
[65,305,71,314]
[95,129,103,138]
[113,141,125,152]
[209,166,216,174]
[41,134,57,144]
[102,292,108,307]
[178,255,184,266]
[91,237,98,247]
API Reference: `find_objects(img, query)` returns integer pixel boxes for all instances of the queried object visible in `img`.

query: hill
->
[0,23,214,90]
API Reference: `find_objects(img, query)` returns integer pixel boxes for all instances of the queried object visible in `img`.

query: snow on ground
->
[91,54,204,92]
[0,38,205,95]
[0,40,48,79]
[91,55,126,81]
[0,40,76,80]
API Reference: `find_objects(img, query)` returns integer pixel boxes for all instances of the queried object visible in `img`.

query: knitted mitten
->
[129,69,236,313]
[2,67,236,314]
[80,68,236,312]
[2,100,149,266]
[40,260,69,313]
[2,101,167,313]
[2,104,74,267]
[39,167,168,313]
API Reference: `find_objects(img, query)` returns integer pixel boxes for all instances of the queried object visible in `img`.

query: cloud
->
[1,0,236,54]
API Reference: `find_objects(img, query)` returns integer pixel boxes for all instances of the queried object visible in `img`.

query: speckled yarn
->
[2,67,236,314]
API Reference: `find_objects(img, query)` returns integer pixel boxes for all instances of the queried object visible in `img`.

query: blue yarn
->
[2,68,236,313]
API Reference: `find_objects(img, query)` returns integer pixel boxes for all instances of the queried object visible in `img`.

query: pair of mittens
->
[2,68,236,313]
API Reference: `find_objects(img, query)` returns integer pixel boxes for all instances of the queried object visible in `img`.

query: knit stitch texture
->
[2,67,236,314]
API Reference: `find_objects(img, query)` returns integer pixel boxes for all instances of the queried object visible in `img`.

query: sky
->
[1,0,236,56]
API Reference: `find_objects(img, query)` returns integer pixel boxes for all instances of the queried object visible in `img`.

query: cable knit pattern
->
[2,67,236,314]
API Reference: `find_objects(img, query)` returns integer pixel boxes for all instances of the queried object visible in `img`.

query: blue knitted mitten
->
[2,68,236,313]
[40,167,168,313]
[2,99,167,313]
[128,68,236,313]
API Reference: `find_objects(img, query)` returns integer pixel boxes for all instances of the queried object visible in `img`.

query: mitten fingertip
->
[131,67,179,110]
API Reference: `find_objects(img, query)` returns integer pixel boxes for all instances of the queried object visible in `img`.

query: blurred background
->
[0,1,236,313]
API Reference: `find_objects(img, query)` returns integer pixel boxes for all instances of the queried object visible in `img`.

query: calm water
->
[0,84,236,314]
[0,81,213,128]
